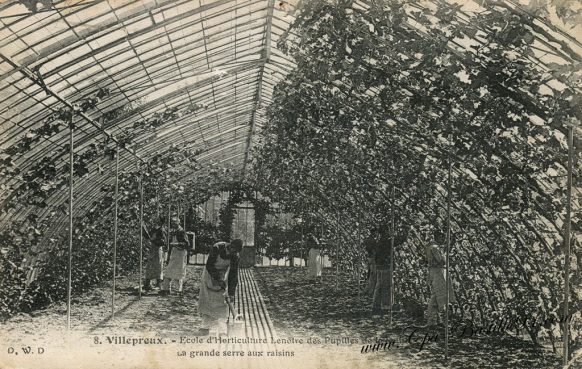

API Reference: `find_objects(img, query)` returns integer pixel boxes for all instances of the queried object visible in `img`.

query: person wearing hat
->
[195,239,243,336]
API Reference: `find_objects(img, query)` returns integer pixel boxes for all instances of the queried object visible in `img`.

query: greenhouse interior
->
[0,0,581,368]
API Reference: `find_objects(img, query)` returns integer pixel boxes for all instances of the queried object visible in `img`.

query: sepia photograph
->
[0,0,581,368]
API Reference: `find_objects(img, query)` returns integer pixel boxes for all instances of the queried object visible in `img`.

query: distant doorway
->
[231,201,255,247]
[232,202,255,267]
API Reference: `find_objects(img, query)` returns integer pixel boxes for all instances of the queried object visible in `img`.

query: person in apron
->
[307,235,322,282]
[142,217,166,292]
[371,228,392,316]
[364,228,379,296]
[195,239,243,336]
[425,236,456,327]
[160,219,189,296]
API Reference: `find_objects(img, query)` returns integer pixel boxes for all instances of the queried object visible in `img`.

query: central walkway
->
[210,267,284,365]
[234,268,278,340]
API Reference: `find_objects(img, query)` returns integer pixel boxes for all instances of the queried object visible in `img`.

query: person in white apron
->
[425,235,456,326]
[307,235,322,281]
[195,239,243,336]
[372,229,392,316]
[160,219,189,296]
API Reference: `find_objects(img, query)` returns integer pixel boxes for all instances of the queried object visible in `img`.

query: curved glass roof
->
[0,0,580,231]
[0,0,299,225]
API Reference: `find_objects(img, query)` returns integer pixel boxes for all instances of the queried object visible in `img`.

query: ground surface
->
[254,266,564,369]
[0,265,565,369]
[2,265,204,338]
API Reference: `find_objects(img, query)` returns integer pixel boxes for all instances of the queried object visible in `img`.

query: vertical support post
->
[335,210,339,291]
[445,147,452,359]
[66,110,74,331]
[138,164,144,300]
[167,200,171,262]
[389,185,395,326]
[254,190,260,259]
[321,221,324,278]
[301,208,304,268]
[156,186,160,217]
[245,204,249,246]
[111,143,119,318]
[358,220,361,299]
[184,201,189,263]
[183,202,186,230]
[563,125,574,365]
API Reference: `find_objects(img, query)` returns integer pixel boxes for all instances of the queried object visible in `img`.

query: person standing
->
[195,239,243,336]
[371,227,392,316]
[160,218,190,296]
[186,231,195,265]
[307,235,322,282]
[143,217,166,292]
[364,228,379,296]
[425,233,456,327]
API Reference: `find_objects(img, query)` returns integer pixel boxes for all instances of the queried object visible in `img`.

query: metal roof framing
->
[0,0,580,235]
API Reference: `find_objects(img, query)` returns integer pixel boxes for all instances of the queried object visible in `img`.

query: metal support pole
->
[321,222,324,278]
[167,200,171,261]
[246,205,249,245]
[111,144,119,318]
[138,166,144,300]
[66,110,74,331]
[445,148,452,359]
[299,211,305,267]
[389,185,395,326]
[156,187,160,217]
[358,222,362,299]
[563,125,574,365]
[336,210,339,291]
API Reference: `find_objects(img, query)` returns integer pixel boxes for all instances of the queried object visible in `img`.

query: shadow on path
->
[88,298,140,333]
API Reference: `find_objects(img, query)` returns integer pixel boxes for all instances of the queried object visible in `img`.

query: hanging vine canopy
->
[252,0,582,350]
